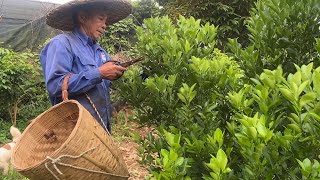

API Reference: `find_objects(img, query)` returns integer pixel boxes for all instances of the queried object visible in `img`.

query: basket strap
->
[62,74,72,101]
[85,94,112,137]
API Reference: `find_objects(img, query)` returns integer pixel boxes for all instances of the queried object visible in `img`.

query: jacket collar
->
[73,27,96,46]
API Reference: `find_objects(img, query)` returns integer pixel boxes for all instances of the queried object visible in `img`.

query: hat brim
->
[46,0,132,31]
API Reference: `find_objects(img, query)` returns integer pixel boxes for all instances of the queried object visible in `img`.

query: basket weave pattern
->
[12,100,129,180]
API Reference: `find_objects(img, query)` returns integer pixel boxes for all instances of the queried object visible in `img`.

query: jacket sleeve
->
[40,39,102,98]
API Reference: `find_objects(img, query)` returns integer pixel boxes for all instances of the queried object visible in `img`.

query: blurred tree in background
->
[155,0,256,50]
[132,0,162,25]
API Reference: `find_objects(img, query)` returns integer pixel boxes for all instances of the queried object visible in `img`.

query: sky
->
[33,0,72,4]
[33,0,136,4]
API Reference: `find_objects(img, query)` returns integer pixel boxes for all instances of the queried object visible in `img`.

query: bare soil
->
[113,121,151,180]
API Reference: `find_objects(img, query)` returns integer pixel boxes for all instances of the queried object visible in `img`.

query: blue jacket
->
[40,27,112,132]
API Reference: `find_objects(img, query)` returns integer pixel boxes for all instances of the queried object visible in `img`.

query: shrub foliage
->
[228,0,320,78]
[0,48,49,126]
[114,10,320,178]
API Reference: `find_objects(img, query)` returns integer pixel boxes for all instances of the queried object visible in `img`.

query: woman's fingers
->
[99,62,127,80]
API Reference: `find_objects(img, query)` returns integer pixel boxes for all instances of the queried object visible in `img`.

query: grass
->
[0,169,28,180]
[111,110,140,142]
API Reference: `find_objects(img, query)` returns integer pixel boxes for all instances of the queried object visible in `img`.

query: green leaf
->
[177,93,187,104]
[175,157,184,166]
[235,133,251,147]
[169,149,178,161]
[288,124,302,133]
[310,112,320,121]
[161,149,169,168]
[207,159,219,173]
[291,71,302,87]
[185,40,191,52]
[189,90,197,104]
[216,149,228,171]
[257,122,267,139]
[303,158,312,173]
[260,73,275,88]
[297,159,305,170]
[313,71,320,96]
[161,149,169,157]
[247,127,257,140]
[163,156,169,169]
[209,172,219,179]
[290,113,300,123]
[297,80,309,97]
[223,167,232,174]
[164,130,178,148]
[280,88,295,101]
[300,92,316,107]
[214,128,224,148]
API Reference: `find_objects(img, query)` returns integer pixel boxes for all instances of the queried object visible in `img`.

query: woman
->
[40,0,132,133]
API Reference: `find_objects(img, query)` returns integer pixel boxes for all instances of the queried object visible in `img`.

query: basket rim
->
[11,100,83,171]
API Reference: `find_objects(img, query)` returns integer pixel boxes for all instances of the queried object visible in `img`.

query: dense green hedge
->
[228,0,320,78]
[114,4,320,177]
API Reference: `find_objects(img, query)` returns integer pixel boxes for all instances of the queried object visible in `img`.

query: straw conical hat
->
[46,0,132,31]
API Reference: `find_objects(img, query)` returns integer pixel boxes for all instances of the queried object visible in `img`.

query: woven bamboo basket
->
[11,100,129,180]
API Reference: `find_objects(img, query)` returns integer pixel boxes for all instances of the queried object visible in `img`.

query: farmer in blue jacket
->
[40,0,132,133]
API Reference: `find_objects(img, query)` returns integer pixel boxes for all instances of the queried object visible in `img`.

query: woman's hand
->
[98,61,127,80]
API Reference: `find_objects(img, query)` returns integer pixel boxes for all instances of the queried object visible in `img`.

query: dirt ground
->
[113,121,151,180]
